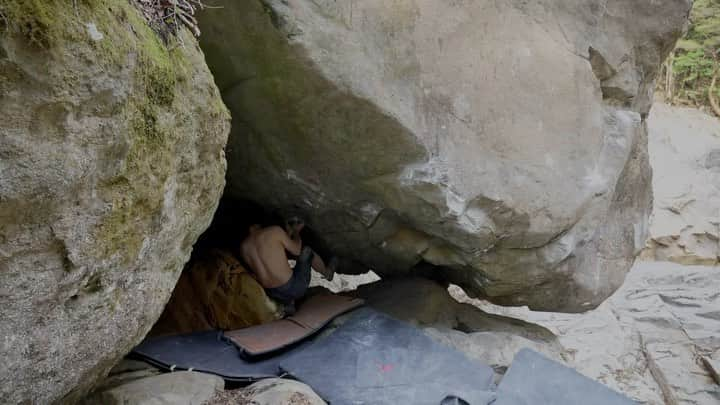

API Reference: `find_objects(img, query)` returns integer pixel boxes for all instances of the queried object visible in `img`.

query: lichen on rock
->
[0,0,230,403]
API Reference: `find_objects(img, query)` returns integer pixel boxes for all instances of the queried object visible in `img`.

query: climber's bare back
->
[240,225,300,289]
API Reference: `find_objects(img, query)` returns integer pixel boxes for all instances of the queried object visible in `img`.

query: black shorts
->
[266,247,313,304]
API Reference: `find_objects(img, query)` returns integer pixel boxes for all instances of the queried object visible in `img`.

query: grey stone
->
[473,261,720,404]
[244,378,326,405]
[642,102,720,265]
[198,0,691,312]
[0,2,230,403]
[108,359,156,375]
[94,369,163,392]
[354,277,564,372]
[84,371,223,405]
[706,149,720,170]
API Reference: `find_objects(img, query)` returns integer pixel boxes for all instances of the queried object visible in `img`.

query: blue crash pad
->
[494,348,636,405]
[279,308,497,405]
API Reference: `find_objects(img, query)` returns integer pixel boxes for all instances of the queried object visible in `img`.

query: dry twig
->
[134,0,216,38]
[709,67,720,118]
[701,356,720,385]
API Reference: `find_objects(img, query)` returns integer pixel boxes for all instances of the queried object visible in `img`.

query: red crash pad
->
[224,294,364,358]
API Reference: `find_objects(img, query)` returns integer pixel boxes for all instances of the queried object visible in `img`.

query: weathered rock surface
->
[150,249,282,336]
[309,269,380,293]
[84,371,223,405]
[240,378,326,405]
[464,261,720,404]
[199,0,691,312]
[642,102,720,265]
[91,359,162,393]
[353,277,564,375]
[0,2,229,403]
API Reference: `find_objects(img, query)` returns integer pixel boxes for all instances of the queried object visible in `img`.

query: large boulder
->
[0,1,229,403]
[83,371,224,405]
[642,102,720,265]
[198,0,691,312]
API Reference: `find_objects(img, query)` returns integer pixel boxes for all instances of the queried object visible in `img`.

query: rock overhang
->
[197,0,691,312]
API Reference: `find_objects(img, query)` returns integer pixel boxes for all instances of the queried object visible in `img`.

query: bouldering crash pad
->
[131,298,634,404]
[224,294,364,358]
[131,330,285,382]
[131,294,363,382]
[494,348,635,405]
[278,308,497,405]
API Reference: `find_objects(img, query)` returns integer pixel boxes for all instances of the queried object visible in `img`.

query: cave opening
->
[148,194,380,337]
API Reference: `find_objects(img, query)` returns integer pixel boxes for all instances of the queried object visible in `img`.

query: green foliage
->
[664,0,720,105]
[688,0,720,44]
[674,48,715,84]
[676,39,703,51]
[660,0,720,103]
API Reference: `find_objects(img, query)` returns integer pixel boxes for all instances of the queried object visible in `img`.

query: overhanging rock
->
[198,0,691,311]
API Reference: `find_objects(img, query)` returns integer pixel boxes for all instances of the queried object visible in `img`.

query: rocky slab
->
[643,102,720,265]
[464,261,720,404]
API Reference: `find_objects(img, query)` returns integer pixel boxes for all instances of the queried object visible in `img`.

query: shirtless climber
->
[240,217,336,312]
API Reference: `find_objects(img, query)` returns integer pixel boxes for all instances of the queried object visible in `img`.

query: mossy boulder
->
[0,1,230,402]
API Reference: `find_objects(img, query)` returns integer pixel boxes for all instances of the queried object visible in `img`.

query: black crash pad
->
[494,348,636,405]
[279,308,497,405]
[131,330,295,382]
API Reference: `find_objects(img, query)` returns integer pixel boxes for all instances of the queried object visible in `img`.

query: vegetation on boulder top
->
[660,0,720,113]
[133,0,214,39]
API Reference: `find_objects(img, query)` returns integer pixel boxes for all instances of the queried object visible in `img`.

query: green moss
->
[131,104,165,143]
[0,0,107,49]
[145,63,176,106]
[83,273,103,294]
[96,192,158,263]
[3,0,224,266]
[97,96,175,263]
[86,2,189,263]
[0,0,63,48]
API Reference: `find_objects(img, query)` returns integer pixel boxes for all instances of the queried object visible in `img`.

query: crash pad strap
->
[129,330,282,382]
[224,294,364,358]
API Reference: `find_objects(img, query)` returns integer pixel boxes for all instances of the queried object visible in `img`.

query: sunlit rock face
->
[643,102,720,266]
[199,0,691,312]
